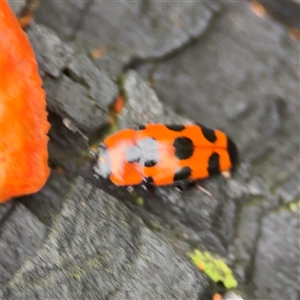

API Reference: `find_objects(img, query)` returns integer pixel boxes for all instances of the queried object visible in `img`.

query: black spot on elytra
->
[173,166,192,181]
[207,152,220,176]
[144,159,157,167]
[227,137,238,167]
[196,123,217,143]
[165,124,185,132]
[173,137,194,160]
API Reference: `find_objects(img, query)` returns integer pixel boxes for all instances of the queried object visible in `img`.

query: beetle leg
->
[126,186,134,193]
[196,184,214,199]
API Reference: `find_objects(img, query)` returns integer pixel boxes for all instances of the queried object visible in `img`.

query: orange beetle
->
[92,124,238,187]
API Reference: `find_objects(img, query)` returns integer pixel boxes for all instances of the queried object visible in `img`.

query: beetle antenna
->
[63,118,96,156]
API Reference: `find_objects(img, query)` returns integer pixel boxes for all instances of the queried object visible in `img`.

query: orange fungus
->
[113,95,124,114]
[0,0,50,203]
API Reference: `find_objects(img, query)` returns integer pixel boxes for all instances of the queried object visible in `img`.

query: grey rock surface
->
[20,170,72,227]
[0,202,13,223]
[3,178,211,299]
[253,208,300,299]
[138,3,299,136]
[27,23,118,132]
[34,0,221,78]
[7,0,26,15]
[120,71,188,127]
[0,204,46,285]
[1,1,299,299]
[27,23,74,79]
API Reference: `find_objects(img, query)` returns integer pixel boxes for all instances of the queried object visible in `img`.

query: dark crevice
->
[243,208,268,289]
[61,67,89,90]
[209,181,233,253]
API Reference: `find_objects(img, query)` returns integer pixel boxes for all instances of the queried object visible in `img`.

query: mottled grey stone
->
[137,3,299,150]
[223,291,245,300]
[230,205,263,283]
[35,1,90,40]
[275,172,300,203]
[257,0,300,29]
[242,136,273,164]
[3,177,211,299]
[0,204,46,285]
[120,71,188,127]
[0,201,14,222]
[27,23,74,78]
[65,52,118,113]
[34,0,220,78]
[27,23,118,132]
[20,170,71,226]
[257,96,285,137]
[7,0,26,15]
[253,208,300,300]
[77,1,220,59]
[44,75,110,132]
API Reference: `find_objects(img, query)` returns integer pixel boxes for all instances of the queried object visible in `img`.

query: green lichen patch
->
[288,199,300,212]
[136,197,145,207]
[188,249,238,289]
